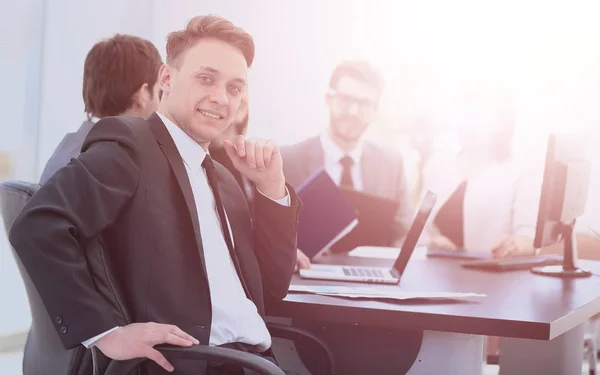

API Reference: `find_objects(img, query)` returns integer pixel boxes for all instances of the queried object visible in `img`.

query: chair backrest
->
[0,180,92,375]
[0,180,332,375]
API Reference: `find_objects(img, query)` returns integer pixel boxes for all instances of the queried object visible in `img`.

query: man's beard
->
[330,115,366,143]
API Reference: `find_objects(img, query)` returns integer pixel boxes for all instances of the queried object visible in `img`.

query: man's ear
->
[158,64,172,95]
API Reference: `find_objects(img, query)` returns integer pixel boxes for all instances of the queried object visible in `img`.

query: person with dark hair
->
[10,15,300,375]
[39,34,163,184]
[281,60,414,270]
[421,88,538,258]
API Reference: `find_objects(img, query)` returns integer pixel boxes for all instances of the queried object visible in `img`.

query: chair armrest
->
[267,322,334,375]
[101,345,285,375]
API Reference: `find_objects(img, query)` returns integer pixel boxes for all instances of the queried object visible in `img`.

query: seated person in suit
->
[10,15,300,375]
[421,88,539,257]
[39,34,163,184]
[281,61,414,269]
[209,87,253,202]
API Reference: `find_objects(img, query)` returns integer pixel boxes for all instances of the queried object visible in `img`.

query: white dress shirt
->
[319,132,365,191]
[420,150,541,252]
[83,113,289,350]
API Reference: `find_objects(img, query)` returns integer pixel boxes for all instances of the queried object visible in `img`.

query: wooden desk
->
[267,254,600,375]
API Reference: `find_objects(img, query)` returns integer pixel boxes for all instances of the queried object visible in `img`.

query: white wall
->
[0,0,45,337]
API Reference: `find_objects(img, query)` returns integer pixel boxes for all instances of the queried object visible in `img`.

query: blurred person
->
[422,90,539,258]
[39,34,163,184]
[282,61,414,270]
[421,88,542,362]
[10,15,300,375]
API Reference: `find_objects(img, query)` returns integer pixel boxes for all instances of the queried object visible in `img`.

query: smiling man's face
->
[159,38,248,147]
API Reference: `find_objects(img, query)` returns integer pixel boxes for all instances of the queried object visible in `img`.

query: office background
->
[1,0,600,351]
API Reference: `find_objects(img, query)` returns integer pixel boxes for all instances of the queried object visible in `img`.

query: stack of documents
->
[288,284,486,301]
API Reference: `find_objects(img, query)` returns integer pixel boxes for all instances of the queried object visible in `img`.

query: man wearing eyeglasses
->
[281,60,414,270]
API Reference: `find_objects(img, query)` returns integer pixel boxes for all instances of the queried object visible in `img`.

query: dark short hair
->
[82,34,162,118]
[166,15,255,68]
[329,60,384,95]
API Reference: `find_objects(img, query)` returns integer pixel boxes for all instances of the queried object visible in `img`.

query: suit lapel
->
[147,113,208,277]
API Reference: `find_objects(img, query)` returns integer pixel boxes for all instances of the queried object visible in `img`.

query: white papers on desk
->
[288,285,486,301]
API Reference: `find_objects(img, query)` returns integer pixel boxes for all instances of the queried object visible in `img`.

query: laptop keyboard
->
[342,267,386,278]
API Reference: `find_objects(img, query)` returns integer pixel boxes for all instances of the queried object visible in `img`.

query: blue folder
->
[296,169,359,259]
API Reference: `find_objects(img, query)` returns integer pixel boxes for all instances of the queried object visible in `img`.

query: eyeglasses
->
[327,89,378,111]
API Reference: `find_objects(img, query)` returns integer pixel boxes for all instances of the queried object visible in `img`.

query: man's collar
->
[156,112,207,173]
[319,131,365,167]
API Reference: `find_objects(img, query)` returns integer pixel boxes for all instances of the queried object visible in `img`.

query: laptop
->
[299,191,437,284]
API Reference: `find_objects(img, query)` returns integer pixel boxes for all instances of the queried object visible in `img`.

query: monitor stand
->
[531,221,592,278]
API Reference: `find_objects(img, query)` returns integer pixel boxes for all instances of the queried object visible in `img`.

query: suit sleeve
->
[9,117,141,349]
[251,183,301,299]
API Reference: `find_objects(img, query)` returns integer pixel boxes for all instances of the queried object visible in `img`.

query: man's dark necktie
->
[210,146,246,193]
[202,155,252,300]
[339,155,355,189]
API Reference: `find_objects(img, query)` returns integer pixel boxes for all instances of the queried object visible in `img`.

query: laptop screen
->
[392,191,437,275]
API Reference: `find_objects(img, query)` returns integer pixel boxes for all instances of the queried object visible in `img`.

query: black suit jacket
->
[9,113,301,374]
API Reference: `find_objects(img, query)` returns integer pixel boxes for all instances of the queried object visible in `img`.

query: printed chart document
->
[288,284,486,301]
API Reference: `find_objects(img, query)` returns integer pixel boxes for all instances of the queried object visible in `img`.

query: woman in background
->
[421,88,543,363]
[422,90,540,258]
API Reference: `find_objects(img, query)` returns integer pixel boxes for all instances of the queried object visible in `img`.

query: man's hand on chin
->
[94,322,199,372]
[223,136,287,200]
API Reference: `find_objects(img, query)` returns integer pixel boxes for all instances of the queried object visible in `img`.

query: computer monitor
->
[531,134,592,278]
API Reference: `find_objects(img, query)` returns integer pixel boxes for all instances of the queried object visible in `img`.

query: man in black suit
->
[9,15,300,375]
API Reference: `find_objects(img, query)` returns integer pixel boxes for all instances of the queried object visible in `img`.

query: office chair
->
[0,180,333,375]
